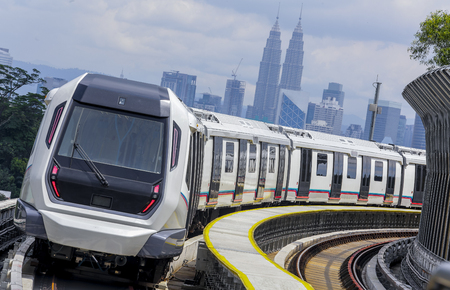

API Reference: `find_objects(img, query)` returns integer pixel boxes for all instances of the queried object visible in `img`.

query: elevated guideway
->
[203,205,420,289]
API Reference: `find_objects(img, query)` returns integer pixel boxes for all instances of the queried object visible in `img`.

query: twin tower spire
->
[249,8,305,124]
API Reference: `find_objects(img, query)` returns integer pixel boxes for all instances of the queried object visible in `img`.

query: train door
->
[208,136,223,205]
[185,132,204,229]
[286,148,301,201]
[385,160,396,203]
[233,139,248,203]
[330,152,344,199]
[309,151,333,202]
[359,156,371,201]
[297,148,312,198]
[263,145,279,201]
[275,145,287,200]
[339,155,360,204]
[242,143,259,204]
[255,142,268,201]
[218,139,239,206]
[412,165,426,205]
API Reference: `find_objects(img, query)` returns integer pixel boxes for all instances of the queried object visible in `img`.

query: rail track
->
[295,231,417,290]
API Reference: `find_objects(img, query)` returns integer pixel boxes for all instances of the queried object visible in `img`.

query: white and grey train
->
[13,74,426,283]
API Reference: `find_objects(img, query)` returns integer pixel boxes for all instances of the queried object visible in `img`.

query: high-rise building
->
[345,124,363,139]
[275,89,309,129]
[37,77,68,94]
[160,71,197,107]
[278,15,304,92]
[305,97,343,135]
[0,48,13,66]
[322,82,345,107]
[222,79,246,117]
[250,16,282,123]
[411,113,426,150]
[363,99,401,143]
[403,124,414,147]
[396,115,407,145]
[193,92,222,113]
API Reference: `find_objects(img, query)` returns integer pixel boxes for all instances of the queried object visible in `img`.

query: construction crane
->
[232,58,243,80]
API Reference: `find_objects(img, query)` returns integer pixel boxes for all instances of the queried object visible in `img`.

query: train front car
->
[14,74,194,284]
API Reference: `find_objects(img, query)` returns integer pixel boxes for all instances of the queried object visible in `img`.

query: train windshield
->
[58,106,165,174]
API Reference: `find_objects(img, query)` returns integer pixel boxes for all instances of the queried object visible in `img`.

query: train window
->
[301,149,312,182]
[225,142,234,173]
[269,146,276,173]
[374,161,383,182]
[46,102,66,148]
[317,153,327,177]
[347,157,357,179]
[415,165,426,192]
[185,136,192,190]
[57,106,164,174]
[171,122,181,170]
[248,144,257,173]
[361,156,371,187]
[387,160,396,190]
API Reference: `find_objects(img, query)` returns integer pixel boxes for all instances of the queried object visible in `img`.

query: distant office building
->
[161,71,197,107]
[305,97,343,135]
[345,124,363,139]
[275,89,309,129]
[251,16,282,123]
[363,99,401,143]
[0,48,13,66]
[193,92,222,113]
[37,77,68,94]
[396,115,407,145]
[245,105,254,119]
[306,102,316,125]
[403,124,414,147]
[322,82,345,107]
[222,79,246,117]
[411,113,426,150]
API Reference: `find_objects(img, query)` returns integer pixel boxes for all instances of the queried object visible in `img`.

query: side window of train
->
[269,146,276,173]
[317,153,327,177]
[248,144,257,173]
[347,157,357,179]
[45,101,67,148]
[387,160,396,189]
[374,161,383,182]
[171,122,182,170]
[185,136,192,190]
[225,142,234,173]
[415,165,426,192]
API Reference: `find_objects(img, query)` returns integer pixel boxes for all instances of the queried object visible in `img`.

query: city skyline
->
[1,0,447,122]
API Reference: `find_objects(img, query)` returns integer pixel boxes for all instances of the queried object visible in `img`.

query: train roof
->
[191,109,290,146]
[191,108,426,164]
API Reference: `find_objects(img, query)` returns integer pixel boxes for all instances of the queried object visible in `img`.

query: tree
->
[408,10,450,70]
[0,66,46,197]
[0,65,44,128]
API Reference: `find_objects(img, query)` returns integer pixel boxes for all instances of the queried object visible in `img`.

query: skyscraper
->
[251,16,282,123]
[322,82,345,107]
[306,97,343,135]
[193,92,222,113]
[222,79,246,117]
[160,71,197,107]
[275,89,309,129]
[0,48,13,66]
[278,14,304,92]
[363,99,401,143]
[403,124,414,147]
[411,113,426,150]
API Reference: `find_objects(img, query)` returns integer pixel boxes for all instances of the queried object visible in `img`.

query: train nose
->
[14,199,48,240]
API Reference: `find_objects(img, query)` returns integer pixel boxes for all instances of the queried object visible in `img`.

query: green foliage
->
[0,66,46,198]
[409,10,450,69]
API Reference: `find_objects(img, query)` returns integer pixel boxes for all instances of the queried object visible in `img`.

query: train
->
[13,73,426,285]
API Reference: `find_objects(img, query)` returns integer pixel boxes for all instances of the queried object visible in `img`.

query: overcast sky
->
[1,0,447,122]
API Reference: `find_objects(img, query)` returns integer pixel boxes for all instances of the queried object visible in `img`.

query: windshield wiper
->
[74,143,109,186]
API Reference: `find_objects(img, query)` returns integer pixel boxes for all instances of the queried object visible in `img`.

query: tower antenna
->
[277,2,280,20]
[300,3,303,19]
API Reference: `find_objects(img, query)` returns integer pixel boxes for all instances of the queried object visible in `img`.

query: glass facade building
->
[222,79,246,117]
[363,99,401,143]
[411,113,426,150]
[275,89,309,129]
[322,82,345,107]
[161,71,197,107]
[0,48,13,66]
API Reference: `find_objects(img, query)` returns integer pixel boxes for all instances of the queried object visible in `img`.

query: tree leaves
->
[0,66,46,198]
[408,10,450,69]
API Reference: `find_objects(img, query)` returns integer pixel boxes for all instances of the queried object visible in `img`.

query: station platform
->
[203,205,420,289]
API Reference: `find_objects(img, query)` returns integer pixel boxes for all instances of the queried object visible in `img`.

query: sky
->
[1,0,448,124]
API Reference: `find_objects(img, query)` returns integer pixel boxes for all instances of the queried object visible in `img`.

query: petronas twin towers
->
[250,13,305,123]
